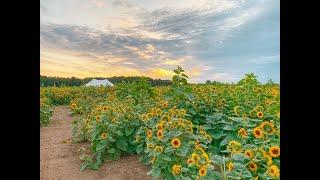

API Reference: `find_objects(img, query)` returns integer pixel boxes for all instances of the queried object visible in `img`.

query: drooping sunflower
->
[141,114,148,122]
[156,108,162,116]
[269,146,280,158]
[260,121,275,134]
[227,140,242,154]
[147,129,152,139]
[154,145,164,153]
[150,156,156,164]
[267,165,280,177]
[256,111,264,118]
[172,164,182,175]
[179,109,186,116]
[191,153,200,162]
[157,130,164,140]
[198,166,207,177]
[101,133,107,139]
[244,149,254,159]
[253,127,264,139]
[248,161,258,172]
[238,128,248,138]
[227,162,234,171]
[171,138,181,148]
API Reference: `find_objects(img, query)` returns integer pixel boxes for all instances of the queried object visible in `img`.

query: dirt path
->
[40,106,151,180]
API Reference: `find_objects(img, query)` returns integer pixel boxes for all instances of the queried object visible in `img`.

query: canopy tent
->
[85,79,114,87]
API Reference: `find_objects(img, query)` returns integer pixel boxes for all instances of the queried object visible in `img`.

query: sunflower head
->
[172,164,182,175]
[244,149,254,159]
[267,165,280,177]
[101,133,107,139]
[198,166,207,177]
[248,161,258,172]
[187,158,195,164]
[227,162,234,171]
[260,121,275,134]
[238,128,248,138]
[256,111,264,118]
[171,138,181,148]
[154,145,164,153]
[253,127,264,139]
[269,146,280,158]
[102,106,109,111]
[157,130,164,140]
[71,103,77,109]
[162,101,168,108]
[147,129,153,139]
[96,115,101,122]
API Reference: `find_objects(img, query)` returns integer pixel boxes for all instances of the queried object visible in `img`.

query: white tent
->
[85,79,114,87]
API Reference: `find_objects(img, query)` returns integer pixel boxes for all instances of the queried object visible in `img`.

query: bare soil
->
[40,106,151,180]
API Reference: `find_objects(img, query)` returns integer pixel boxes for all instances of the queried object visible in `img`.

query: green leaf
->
[162,155,172,162]
[108,148,115,154]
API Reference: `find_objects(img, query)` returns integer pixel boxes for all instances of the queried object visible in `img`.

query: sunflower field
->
[40,67,280,179]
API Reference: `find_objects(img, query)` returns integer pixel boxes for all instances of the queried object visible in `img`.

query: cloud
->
[90,0,106,8]
[40,0,279,83]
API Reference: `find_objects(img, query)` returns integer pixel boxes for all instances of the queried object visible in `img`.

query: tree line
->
[40,75,172,87]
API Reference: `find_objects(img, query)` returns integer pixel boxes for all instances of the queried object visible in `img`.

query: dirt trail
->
[40,106,151,180]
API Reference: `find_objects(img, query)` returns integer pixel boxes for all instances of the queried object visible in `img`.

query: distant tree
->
[205,80,211,84]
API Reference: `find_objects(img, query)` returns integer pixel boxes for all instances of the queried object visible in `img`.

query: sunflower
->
[256,111,264,118]
[171,138,181,148]
[227,140,242,154]
[244,149,254,159]
[248,161,258,172]
[147,113,153,119]
[162,101,168,108]
[269,146,280,158]
[233,106,240,116]
[96,115,101,122]
[227,162,234,171]
[187,158,195,164]
[157,123,164,130]
[150,156,156,164]
[141,114,148,122]
[147,129,152,139]
[253,127,264,138]
[154,145,164,153]
[156,108,162,116]
[71,103,77,109]
[198,166,207,177]
[172,164,182,175]
[157,130,164,140]
[238,128,248,138]
[102,106,108,111]
[147,143,154,149]
[101,133,107,139]
[265,154,273,165]
[267,165,280,177]
[260,121,275,134]
[191,153,200,162]
[202,153,210,163]
[179,109,186,116]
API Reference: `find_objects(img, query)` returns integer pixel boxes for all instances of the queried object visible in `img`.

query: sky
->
[40,0,280,83]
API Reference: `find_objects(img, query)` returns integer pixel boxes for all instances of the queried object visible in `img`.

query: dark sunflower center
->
[174,141,179,145]
[256,131,260,135]
[273,149,278,154]
[271,169,274,173]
